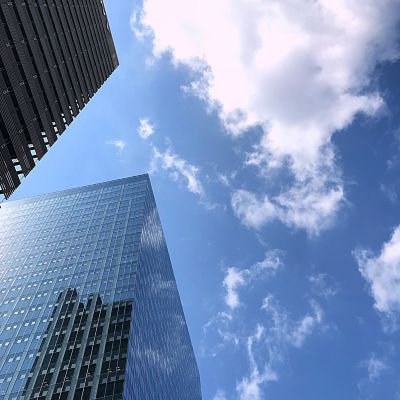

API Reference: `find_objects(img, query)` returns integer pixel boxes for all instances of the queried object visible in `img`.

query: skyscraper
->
[0,0,118,199]
[0,175,202,399]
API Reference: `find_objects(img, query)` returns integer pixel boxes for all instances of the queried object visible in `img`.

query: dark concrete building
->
[0,0,118,199]
[0,175,202,399]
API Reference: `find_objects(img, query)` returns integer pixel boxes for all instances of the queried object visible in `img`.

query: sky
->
[9,1,400,399]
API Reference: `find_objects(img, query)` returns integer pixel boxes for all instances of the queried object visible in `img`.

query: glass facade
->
[0,175,202,399]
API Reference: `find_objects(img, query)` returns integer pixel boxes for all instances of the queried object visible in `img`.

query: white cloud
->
[130,12,147,41]
[133,0,400,233]
[237,325,278,400]
[203,252,283,359]
[201,312,238,357]
[358,352,391,395]
[223,268,245,310]
[231,173,344,235]
[149,145,224,210]
[106,139,126,152]
[204,254,325,399]
[380,183,398,203]
[217,173,230,187]
[355,226,400,318]
[231,191,277,231]
[289,301,323,348]
[138,118,155,139]
[261,295,324,349]
[308,273,339,299]
[275,173,344,234]
[237,297,324,399]
[213,390,228,400]
[150,146,204,196]
[223,251,283,310]
[365,355,388,382]
[216,171,237,188]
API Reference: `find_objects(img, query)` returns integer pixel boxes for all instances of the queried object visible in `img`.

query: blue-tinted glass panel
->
[0,175,201,400]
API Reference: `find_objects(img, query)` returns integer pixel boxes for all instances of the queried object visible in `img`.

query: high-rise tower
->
[0,175,202,399]
[0,0,118,199]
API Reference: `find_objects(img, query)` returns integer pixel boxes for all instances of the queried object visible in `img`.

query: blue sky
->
[10,1,400,399]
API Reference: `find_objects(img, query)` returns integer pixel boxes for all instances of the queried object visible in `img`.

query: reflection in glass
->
[23,288,130,399]
[0,175,201,399]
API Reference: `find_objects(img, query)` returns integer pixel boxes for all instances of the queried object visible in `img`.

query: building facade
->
[0,175,202,399]
[0,0,118,199]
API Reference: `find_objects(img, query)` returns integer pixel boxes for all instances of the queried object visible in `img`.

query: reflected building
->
[23,289,132,399]
[0,0,118,199]
[0,175,202,399]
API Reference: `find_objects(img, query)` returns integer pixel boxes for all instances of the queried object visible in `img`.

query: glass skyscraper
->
[0,175,202,399]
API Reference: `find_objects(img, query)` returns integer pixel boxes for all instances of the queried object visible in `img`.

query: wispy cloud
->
[145,139,223,210]
[308,273,340,299]
[223,268,245,311]
[137,118,155,139]
[217,173,230,187]
[237,325,278,400]
[133,0,400,234]
[216,171,237,188]
[236,297,324,399]
[201,312,238,358]
[213,389,228,400]
[135,116,214,203]
[365,355,389,382]
[354,226,400,328]
[202,252,284,359]
[150,146,204,196]
[380,183,398,203]
[106,139,127,153]
[223,251,283,310]
[261,295,324,349]
[203,252,325,399]
[358,350,392,396]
